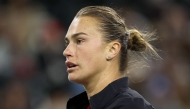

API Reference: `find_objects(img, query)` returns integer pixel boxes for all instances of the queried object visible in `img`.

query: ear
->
[106,41,121,60]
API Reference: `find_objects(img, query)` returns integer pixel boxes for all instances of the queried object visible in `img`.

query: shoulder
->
[109,88,154,109]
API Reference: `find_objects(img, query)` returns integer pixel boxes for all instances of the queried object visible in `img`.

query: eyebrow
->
[65,32,88,42]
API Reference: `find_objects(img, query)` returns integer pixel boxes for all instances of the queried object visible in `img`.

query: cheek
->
[77,47,97,63]
[81,46,105,68]
[76,38,106,67]
[86,42,104,57]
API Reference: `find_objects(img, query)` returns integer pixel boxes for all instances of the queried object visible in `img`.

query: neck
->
[84,71,122,99]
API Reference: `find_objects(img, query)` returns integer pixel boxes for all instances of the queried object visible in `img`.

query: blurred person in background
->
[0,0,68,108]
[156,3,190,109]
[36,87,69,109]
[0,80,30,109]
[63,6,160,109]
[0,0,48,53]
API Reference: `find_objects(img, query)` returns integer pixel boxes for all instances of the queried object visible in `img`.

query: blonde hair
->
[76,6,160,80]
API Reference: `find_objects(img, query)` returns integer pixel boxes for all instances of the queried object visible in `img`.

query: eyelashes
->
[64,38,84,47]
[76,39,84,44]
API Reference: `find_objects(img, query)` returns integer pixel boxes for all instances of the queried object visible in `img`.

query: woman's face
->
[63,16,108,84]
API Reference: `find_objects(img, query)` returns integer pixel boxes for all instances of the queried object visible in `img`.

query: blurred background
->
[0,0,190,109]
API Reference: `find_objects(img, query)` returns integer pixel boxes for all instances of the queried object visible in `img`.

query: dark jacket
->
[67,77,154,109]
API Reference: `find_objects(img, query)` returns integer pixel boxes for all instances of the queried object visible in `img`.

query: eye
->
[65,40,69,47]
[76,39,84,44]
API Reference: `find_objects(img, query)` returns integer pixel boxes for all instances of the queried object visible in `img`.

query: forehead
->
[65,16,101,38]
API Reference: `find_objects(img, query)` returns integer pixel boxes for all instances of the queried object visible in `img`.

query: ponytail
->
[126,29,161,82]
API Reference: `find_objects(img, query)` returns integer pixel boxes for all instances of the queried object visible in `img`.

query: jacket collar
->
[67,91,89,109]
[89,77,129,109]
[67,77,129,109]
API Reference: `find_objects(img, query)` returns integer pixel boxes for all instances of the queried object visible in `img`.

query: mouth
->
[65,61,78,72]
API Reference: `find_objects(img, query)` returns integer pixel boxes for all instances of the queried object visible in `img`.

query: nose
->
[63,44,72,58]
[63,42,75,58]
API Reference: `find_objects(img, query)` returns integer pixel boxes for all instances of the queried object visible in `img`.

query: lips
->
[65,61,78,72]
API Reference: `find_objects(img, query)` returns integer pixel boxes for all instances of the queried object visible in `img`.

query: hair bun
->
[127,29,146,51]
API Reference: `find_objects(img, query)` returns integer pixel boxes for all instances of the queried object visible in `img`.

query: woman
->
[63,6,157,109]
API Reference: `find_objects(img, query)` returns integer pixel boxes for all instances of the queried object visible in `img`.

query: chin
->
[68,74,79,82]
[68,75,76,81]
[68,75,85,84]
